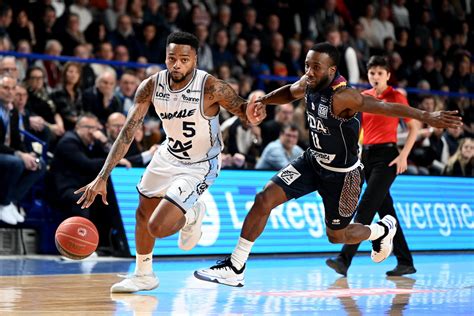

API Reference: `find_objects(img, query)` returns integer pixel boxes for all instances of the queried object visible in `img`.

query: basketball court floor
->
[0,253,472,315]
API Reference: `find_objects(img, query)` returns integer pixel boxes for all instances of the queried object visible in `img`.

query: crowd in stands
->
[0,1,472,249]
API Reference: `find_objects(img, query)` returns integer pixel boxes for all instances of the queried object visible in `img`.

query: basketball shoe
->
[194,257,245,287]
[110,273,159,293]
[371,215,397,263]
[178,200,206,251]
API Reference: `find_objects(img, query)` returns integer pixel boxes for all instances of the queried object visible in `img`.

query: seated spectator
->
[444,138,473,177]
[104,112,157,167]
[256,124,304,170]
[48,113,129,254]
[14,84,51,149]
[82,71,123,124]
[115,72,139,115]
[24,66,65,142]
[34,39,63,91]
[0,75,45,225]
[0,56,20,82]
[260,102,295,150]
[58,13,86,56]
[51,62,83,131]
[73,44,96,91]
[444,126,463,155]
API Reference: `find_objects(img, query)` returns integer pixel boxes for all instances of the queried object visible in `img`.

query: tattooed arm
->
[204,76,249,125]
[74,76,155,208]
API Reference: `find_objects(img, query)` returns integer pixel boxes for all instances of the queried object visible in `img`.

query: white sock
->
[366,223,385,240]
[230,237,254,270]
[184,206,197,226]
[134,252,153,275]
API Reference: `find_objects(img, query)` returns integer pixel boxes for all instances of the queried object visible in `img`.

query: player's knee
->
[136,206,148,223]
[147,221,167,239]
[253,191,273,215]
[327,230,345,244]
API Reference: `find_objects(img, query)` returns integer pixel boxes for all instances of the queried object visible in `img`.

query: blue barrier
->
[112,169,474,256]
[2,51,472,99]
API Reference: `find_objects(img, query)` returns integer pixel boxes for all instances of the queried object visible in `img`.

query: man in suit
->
[49,113,129,255]
[0,75,45,225]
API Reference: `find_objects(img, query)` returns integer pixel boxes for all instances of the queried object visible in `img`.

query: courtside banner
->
[112,169,474,255]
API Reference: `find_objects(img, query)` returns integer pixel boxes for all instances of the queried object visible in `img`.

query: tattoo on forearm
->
[98,78,152,179]
[206,79,247,122]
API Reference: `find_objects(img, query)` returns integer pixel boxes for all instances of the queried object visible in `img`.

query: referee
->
[326,56,420,276]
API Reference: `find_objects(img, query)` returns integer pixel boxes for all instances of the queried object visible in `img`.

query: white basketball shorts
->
[136,147,220,213]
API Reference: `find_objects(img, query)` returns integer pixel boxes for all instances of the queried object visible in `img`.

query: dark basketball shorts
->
[271,150,364,230]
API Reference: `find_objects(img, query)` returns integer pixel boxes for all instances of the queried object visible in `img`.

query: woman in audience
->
[444,138,473,177]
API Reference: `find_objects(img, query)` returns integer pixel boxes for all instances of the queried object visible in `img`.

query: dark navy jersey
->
[305,74,362,171]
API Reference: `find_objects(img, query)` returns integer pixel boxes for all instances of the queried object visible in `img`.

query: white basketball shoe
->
[178,200,206,251]
[110,273,159,293]
[371,215,397,263]
[194,257,245,287]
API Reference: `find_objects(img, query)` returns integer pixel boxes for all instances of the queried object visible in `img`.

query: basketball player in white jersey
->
[75,31,265,293]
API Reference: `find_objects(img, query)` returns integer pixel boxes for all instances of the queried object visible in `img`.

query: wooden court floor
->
[0,253,472,315]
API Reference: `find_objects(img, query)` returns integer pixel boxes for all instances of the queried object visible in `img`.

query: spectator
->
[240,7,263,43]
[143,0,166,29]
[104,0,127,32]
[90,42,116,78]
[104,112,157,167]
[195,23,213,72]
[69,0,93,32]
[34,39,63,91]
[260,102,294,150]
[14,84,51,148]
[0,75,45,225]
[115,72,139,115]
[325,26,360,84]
[108,14,141,61]
[256,124,303,170]
[24,66,65,140]
[372,5,396,51]
[15,40,32,82]
[73,44,96,91]
[34,5,57,53]
[138,22,165,64]
[392,0,410,29]
[358,3,378,49]
[0,56,19,82]
[444,126,463,155]
[51,62,83,131]
[82,71,122,124]
[209,4,232,45]
[0,4,12,36]
[212,28,234,69]
[58,13,86,56]
[49,113,128,253]
[444,138,473,177]
[7,9,35,47]
[350,22,370,75]
[315,0,344,37]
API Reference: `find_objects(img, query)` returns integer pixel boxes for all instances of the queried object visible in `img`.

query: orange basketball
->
[55,217,99,260]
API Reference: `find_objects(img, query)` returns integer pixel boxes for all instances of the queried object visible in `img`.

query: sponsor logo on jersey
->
[156,91,170,100]
[182,94,200,103]
[160,108,196,120]
[308,113,330,135]
[277,165,301,185]
[310,149,336,164]
[186,89,202,93]
[318,104,328,119]
[332,219,340,225]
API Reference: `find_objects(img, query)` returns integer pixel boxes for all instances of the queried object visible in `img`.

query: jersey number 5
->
[183,121,196,137]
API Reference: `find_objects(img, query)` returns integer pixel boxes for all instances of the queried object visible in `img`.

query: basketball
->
[55,217,99,260]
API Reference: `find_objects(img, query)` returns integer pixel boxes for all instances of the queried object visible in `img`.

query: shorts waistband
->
[317,159,362,173]
[362,142,397,151]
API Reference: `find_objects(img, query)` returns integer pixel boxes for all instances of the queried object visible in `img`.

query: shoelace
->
[210,258,232,270]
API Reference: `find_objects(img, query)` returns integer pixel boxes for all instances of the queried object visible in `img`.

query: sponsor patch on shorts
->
[277,165,301,185]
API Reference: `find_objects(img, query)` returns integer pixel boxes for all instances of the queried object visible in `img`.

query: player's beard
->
[170,69,194,83]
[312,74,331,92]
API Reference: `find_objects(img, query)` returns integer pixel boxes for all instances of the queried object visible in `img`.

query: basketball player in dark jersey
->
[194,42,462,287]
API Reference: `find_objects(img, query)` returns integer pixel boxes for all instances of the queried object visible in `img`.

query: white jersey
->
[151,69,223,163]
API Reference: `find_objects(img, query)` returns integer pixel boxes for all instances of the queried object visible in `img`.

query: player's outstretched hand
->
[424,110,463,128]
[74,177,108,209]
[246,94,266,125]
